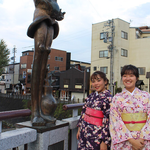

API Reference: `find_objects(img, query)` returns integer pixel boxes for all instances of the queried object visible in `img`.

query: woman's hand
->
[129,138,145,150]
[137,138,144,145]
[76,127,80,140]
[100,141,107,150]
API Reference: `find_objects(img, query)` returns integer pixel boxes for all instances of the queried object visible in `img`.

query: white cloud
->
[0,0,150,63]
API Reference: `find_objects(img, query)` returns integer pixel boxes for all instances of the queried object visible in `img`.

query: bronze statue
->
[27,0,65,126]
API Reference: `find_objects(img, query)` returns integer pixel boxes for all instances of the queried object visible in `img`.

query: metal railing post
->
[0,121,2,133]
[72,109,78,117]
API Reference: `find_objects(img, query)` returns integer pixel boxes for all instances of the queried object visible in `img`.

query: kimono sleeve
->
[77,96,88,127]
[140,94,150,140]
[109,95,133,145]
[101,96,112,145]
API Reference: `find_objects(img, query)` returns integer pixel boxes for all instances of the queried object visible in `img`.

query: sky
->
[0,0,150,64]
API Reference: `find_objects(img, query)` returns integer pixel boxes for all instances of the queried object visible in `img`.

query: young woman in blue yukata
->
[76,71,112,150]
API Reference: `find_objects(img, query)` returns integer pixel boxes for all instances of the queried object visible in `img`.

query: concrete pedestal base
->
[16,120,69,150]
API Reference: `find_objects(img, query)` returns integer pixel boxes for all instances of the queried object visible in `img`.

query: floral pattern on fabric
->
[110,87,150,150]
[77,90,112,150]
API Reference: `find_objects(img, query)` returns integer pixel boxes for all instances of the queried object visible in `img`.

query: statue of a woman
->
[27,0,65,126]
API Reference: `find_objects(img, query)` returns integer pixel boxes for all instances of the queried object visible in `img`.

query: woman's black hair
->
[121,65,139,78]
[91,71,109,86]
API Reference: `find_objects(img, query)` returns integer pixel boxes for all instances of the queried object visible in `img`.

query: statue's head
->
[49,0,65,21]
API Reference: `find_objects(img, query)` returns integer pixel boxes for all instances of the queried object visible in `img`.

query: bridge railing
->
[0,109,37,150]
[62,103,84,150]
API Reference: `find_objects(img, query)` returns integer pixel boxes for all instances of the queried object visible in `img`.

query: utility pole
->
[83,68,86,101]
[103,19,115,95]
[110,19,114,95]
[12,45,17,92]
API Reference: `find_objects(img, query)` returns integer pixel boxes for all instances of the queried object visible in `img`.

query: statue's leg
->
[39,26,55,122]
[31,21,48,126]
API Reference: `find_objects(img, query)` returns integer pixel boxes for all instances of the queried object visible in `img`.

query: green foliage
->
[55,90,59,98]
[54,103,72,120]
[2,121,15,129]
[78,108,82,115]
[115,81,122,94]
[0,39,10,75]
[116,87,122,93]
[22,100,79,120]
[22,99,31,110]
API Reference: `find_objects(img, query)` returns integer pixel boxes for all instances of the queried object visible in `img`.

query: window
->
[19,74,22,79]
[75,78,83,89]
[55,56,63,61]
[63,79,70,88]
[27,69,32,73]
[100,32,108,40]
[75,78,83,85]
[2,75,4,80]
[47,64,50,70]
[63,79,70,85]
[23,71,26,78]
[121,49,128,57]
[9,66,13,72]
[22,52,29,56]
[121,31,128,40]
[87,68,90,72]
[48,55,50,59]
[93,66,97,71]
[138,67,145,75]
[21,64,27,69]
[54,66,59,70]
[100,67,108,74]
[27,74,31,83]
[99,50,108,58]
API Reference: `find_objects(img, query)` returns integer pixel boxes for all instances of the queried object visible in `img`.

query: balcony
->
[0,103,84,150]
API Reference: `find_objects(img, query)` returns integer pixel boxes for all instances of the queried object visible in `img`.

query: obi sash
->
[121,113,147,131]
[84,107,104,126]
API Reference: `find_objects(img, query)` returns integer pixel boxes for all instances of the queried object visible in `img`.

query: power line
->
[87,0,101,18]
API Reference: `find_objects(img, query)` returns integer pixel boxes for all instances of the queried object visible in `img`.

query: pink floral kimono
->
[110,87,150,150]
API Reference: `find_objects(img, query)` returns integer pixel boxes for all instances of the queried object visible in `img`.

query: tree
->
[0,39,10,75]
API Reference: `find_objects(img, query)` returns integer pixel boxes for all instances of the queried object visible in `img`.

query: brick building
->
[19,49,70,93]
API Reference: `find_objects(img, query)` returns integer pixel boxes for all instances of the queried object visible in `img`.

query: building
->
[59,67,90,102]
[70,60,91,70]
[19,49,71,93]
[0,63,20,93]
[91,18,150,94]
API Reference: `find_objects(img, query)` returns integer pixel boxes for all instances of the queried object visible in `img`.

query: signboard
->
[75,85,82,89]
[64,85,68,88]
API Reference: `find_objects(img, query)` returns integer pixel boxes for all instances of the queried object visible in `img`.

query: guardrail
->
[0,93,31,100]
[0,109,37,150]
[62,103,84,150]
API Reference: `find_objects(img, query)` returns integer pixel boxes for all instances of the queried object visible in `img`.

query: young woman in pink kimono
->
[110,65,150,150]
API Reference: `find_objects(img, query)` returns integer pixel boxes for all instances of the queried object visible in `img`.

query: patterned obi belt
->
[121,113,147,131]
[84,107,104,126]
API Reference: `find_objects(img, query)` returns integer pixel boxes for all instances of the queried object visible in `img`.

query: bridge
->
[0,103,84,150]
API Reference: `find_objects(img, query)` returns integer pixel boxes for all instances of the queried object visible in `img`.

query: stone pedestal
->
[16,120,69,150]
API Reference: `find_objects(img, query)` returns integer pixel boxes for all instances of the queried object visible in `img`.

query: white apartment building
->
[0,63,20,93]
[91,18,150,94]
